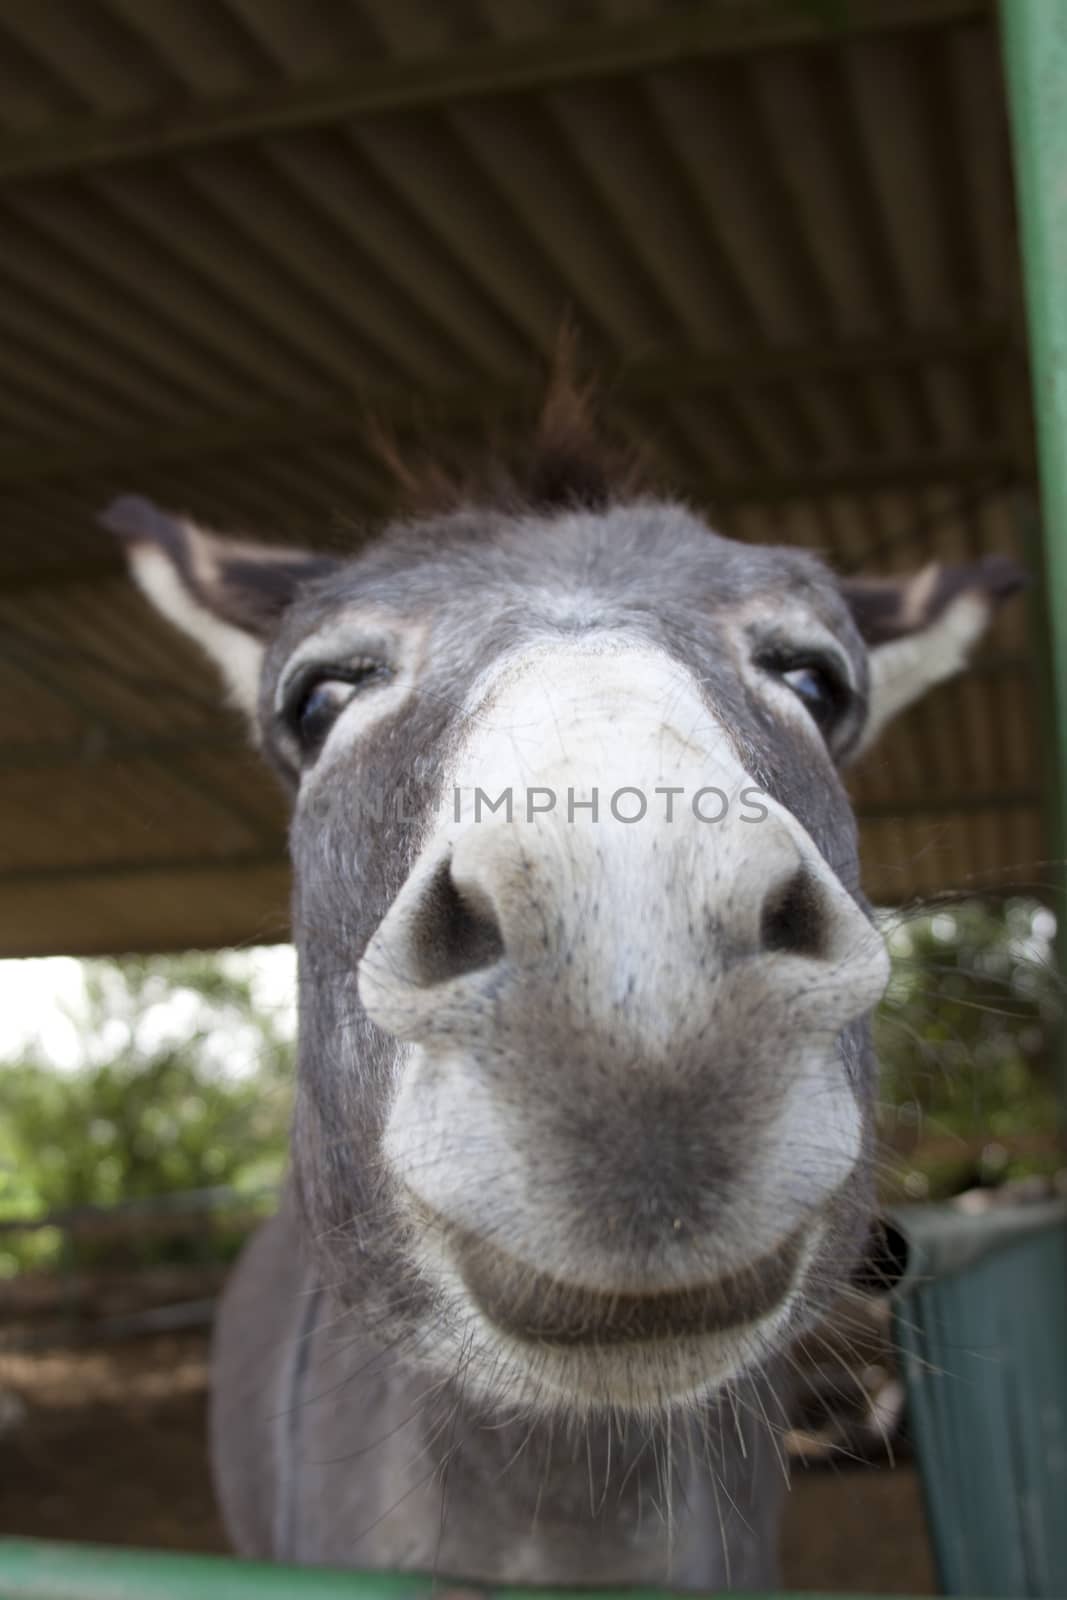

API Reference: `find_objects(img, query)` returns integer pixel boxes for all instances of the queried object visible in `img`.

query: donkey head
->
[105,410,1020,1416]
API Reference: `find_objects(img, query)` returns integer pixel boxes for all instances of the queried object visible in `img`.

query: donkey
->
[104,395,1020,1590]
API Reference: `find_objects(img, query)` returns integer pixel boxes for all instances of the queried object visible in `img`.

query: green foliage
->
[875,898,1062,1199]
[0,952,294,1274]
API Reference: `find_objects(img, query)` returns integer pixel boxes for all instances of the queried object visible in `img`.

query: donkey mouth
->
[446,1222,806,1349]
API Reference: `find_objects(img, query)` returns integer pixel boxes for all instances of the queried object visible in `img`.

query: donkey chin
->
[400,1187,826,1415]
[378,1014,871,1416]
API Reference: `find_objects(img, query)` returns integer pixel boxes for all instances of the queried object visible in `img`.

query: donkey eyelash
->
[753,643,850,689]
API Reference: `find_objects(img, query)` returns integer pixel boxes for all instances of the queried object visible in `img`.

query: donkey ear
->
[841,555,1026,754]
[101,495,338,716]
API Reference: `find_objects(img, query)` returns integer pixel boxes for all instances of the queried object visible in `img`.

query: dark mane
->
[373,347,648,520]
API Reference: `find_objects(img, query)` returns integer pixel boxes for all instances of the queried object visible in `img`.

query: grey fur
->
[109,492,1011,1590]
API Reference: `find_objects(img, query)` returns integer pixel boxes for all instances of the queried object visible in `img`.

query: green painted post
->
[1001,2,1067,1117]
[1000,1,1067,726]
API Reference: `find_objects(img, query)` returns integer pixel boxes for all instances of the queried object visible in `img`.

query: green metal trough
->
[892,1199,1067,1599]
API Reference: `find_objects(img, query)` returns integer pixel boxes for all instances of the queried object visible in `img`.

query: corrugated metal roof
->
[0,0,1046,956]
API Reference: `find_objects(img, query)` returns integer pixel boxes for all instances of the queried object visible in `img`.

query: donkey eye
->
[296,680,357,748]
[287,661,391,756]
[780,663,843,729]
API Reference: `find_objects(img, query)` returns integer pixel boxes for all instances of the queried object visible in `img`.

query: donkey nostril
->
[759,865,827,959]
[409,856,506,986]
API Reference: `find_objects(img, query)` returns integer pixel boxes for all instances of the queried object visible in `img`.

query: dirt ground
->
[0,1332,935,1593]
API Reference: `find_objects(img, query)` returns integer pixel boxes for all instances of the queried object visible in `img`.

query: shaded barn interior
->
[0,0,1045,957]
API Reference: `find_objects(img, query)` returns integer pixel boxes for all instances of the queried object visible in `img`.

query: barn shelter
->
[0,0,1055,958]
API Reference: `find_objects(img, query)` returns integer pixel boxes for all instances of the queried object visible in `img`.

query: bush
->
[876,897,1061,1199]
[0,951,294,1274]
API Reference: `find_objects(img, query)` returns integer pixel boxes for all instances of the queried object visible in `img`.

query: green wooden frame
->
[0,1538,939,1600]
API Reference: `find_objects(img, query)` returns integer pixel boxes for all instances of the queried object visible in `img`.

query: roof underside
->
[0,0,1046,957]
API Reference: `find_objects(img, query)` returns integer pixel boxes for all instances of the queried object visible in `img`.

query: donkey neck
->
[294,1295,788,1590]
[422,1378,788,1590]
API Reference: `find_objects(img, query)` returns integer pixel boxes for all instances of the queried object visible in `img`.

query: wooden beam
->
[0,555,125,595]
[0,851,286,889]
[0,726,244,772]
[0,446,1024,605]
[0,459,1024,600]
[0,861,293,958]
[624,323,1012,395]
[857,788,1041,819]
[708,448,1019,505]
[0,325,1012,492]
[0,1,987,186]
